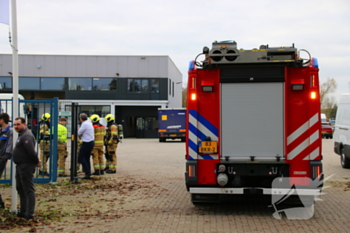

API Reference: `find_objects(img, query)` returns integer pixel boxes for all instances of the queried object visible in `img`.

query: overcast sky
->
[0,0,349,100]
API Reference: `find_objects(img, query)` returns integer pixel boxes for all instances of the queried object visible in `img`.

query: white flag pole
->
[10,0,18,213]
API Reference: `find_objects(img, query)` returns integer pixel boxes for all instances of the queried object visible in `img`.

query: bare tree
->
[182,87,187,108]
[320,78,337,110]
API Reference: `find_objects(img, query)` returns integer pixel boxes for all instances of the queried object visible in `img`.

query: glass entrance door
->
[136,117,145,138]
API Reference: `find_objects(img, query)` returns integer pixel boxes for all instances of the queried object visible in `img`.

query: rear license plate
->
[322,131,326,134]
[170,134,177,137]
[199,141,217,153]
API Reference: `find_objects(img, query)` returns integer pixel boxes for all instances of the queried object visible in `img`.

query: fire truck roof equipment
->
[193,40,313,68]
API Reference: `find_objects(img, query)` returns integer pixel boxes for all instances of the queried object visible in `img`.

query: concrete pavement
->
[2,138,350,232]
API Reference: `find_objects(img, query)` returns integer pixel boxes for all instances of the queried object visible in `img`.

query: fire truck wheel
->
[341,148,350,168]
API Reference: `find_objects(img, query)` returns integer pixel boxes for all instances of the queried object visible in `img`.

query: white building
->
[0,54,182,138]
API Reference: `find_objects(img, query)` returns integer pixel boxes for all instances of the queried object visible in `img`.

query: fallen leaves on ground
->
[0,175,167,231]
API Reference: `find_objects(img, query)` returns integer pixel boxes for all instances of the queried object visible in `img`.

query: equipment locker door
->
[221,82,284,160]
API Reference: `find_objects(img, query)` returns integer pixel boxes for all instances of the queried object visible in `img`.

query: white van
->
[334,93,350,168]
[0,93,25,122]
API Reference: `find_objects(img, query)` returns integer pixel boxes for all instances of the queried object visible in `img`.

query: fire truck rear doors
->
[220,65,285,161]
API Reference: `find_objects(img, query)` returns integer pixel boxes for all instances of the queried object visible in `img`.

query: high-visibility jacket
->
[51,123,68,143]
[93,123,106,146]
[57,124,68,144]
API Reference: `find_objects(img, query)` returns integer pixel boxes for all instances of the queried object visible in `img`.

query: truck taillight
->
[312,166,322,179]
[317,166,321,178]
[188,164,196,177]
[310,91,317,99]
[311,161,323,179]
[191,93,197,100]
[310,75,316,87]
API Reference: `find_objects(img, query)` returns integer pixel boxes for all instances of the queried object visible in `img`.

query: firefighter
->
[90,114,106,175]
[104,114,119,174]
[39,113,51,176]
[57,117,68,177]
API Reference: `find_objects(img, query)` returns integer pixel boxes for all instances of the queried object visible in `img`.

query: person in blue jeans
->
[77,113,95,179]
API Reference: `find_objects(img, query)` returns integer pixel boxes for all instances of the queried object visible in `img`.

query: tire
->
[330,135,333,139]
[340,148,350,168]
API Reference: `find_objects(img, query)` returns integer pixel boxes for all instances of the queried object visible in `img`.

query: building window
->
[151,79,159,93]
[169,79,171,95]
[128,79,141,92]
[65,105,110,118]
[80,105,111,117]
[19,77,40,90]
[69,78,92,91]
[0,77,12,90]
[128,78,153,93]
[141,79,148,92]
[92,78,117,91]
[172,82,174,97]
[41,77,65,90]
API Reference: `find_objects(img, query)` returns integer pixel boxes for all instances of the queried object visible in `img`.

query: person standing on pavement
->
[39,113,51,176]
[104,114,119,174]
[0,113,13,209]
[77,113,94,179]
[57,117,68,177]
[13,117,41,220]
[90,114,106,175]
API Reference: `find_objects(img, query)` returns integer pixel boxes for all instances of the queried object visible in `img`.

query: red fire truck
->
[185,40,323,204]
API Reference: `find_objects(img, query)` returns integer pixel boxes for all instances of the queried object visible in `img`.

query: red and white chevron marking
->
[287,113,320,161]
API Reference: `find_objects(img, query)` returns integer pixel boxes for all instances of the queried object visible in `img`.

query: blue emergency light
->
[188,60,195,71]
[313,58,319,68]
[219,40,235,43]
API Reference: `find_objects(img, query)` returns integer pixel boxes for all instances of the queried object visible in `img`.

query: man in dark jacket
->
[0,113,13,209]
[13,117,41,220]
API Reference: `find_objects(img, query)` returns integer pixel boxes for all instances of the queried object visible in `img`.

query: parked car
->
[321,122,333,139]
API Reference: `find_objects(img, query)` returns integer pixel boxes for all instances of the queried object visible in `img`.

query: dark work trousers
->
[16,163,36,217]
[78,141,94,175]
[0,158,8,203]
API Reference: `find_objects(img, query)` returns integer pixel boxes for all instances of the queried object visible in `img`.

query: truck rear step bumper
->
[190,187,321,196]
